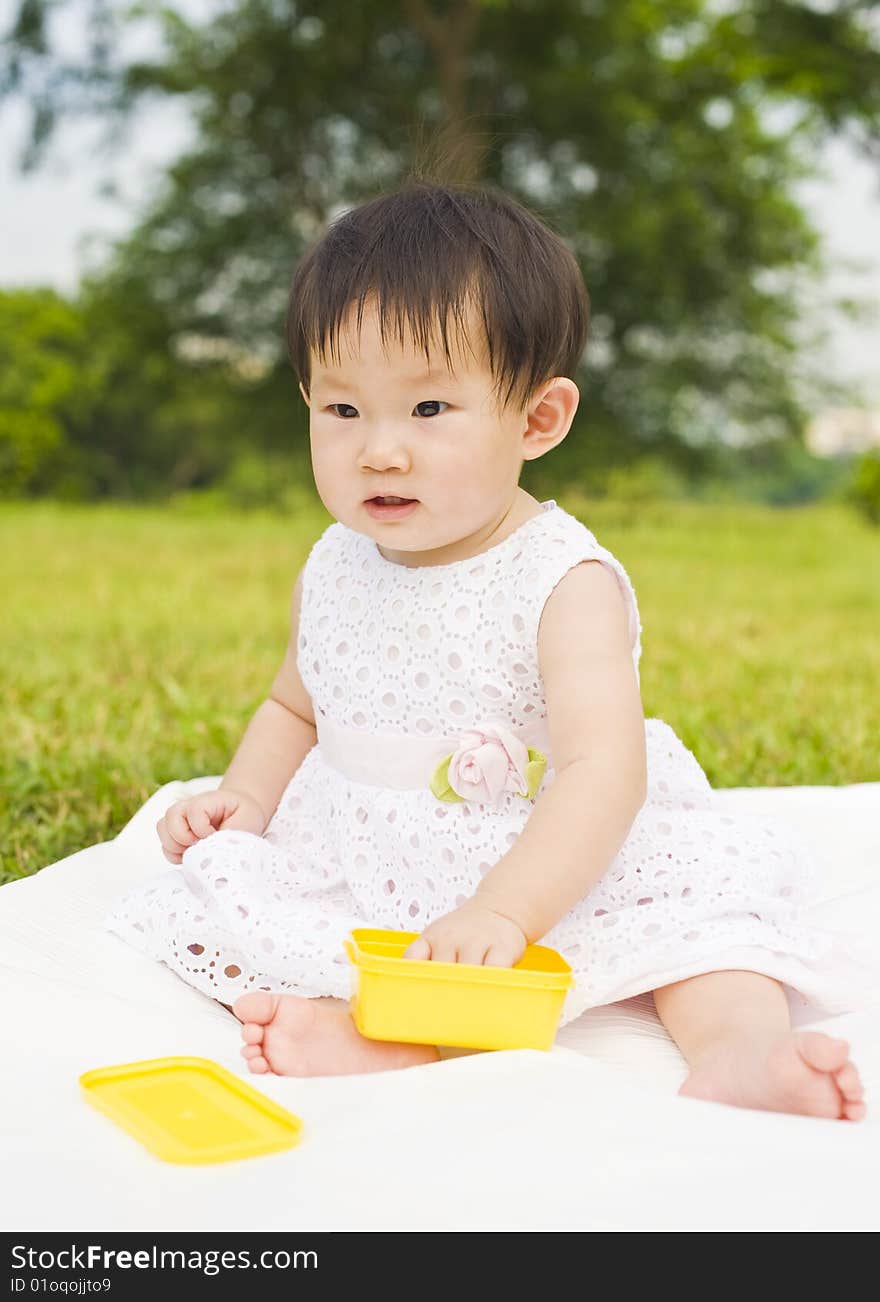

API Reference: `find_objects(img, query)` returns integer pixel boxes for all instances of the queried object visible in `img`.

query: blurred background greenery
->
[3,0,880,512]
[2,1,879,879]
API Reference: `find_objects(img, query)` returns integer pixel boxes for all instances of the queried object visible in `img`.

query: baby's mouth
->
[367,496,418,505]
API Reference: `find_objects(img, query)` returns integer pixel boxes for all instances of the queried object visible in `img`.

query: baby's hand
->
[156,790,267,864]
[403,899,527,967]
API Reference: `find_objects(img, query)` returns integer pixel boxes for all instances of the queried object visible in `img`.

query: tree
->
[3,0,880,492]
[0,288,90,495]
[0,280,256,497]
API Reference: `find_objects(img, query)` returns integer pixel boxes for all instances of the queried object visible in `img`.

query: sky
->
[1,2,878,408]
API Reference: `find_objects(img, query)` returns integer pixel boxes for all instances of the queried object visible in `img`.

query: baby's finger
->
[403,936,431,961]
[165,805,199,847]
[185,805,216,839]
[155,817,189,861]
[156,834,185,864]
[457,940,490,967]
[484,943,517,968]
[425,937,458,964]
[157,831,187,862]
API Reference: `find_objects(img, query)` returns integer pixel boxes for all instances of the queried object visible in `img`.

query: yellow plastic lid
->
[79,1056,303,1165]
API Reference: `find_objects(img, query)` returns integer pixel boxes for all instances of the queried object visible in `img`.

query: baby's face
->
[300,296,539,566]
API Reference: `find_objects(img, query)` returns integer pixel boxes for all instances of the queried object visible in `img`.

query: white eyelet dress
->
[105,500,872,1024]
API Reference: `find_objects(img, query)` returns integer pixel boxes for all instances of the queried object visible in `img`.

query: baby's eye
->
[413,400,448,418]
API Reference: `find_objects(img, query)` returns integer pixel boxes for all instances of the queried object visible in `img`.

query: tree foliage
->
[3,0,880,496]
[0,289,86,495]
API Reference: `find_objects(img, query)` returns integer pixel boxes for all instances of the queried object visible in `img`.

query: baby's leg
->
[653,970,865,1121]
[233,993,441,1076]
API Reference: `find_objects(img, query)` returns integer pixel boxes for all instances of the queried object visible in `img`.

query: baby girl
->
[106,178,866,1120]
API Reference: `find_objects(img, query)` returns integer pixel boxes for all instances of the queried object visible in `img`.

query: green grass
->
[2,495,878,885]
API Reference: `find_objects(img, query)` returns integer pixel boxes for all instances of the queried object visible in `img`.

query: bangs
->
[287,180,590,413]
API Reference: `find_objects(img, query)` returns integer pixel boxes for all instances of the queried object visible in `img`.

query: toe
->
[240,1044,263,1060]
[843,1099,866,1122]
[834,1063,864,1101]
[232,992,278,1026]
[247,1054,270,1074]
[241,1021,264,1045]
[796,1031,850,1074]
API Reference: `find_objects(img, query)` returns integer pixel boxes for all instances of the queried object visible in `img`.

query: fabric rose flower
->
[429,722,547,806]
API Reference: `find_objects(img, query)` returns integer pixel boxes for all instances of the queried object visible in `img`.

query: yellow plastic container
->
[79,1056,303,1164]
[344,928,574,1051]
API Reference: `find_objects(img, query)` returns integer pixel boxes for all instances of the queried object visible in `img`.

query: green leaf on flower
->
[522,748,547,799]
[429,753,464,803]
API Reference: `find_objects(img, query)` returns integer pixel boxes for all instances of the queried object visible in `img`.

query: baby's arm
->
[406,560,647,963]
[218,568,318,826]
[476,559,647,941]
[158,569,320,861]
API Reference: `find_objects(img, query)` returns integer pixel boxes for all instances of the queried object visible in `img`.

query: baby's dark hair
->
[286,179,590,414]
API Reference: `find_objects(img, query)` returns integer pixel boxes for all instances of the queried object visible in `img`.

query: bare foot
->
[679,1030,866,1121]
[233,992,441,1076]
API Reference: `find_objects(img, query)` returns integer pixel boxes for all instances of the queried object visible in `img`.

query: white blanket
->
[2,778,879,1231]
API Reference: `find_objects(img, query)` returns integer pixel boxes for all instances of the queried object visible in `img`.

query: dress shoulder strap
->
[296,521,350,660]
